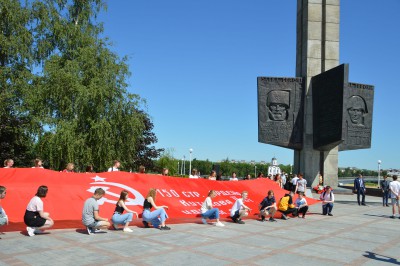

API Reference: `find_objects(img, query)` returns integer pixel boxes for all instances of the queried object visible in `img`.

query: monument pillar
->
[294,0,340,187]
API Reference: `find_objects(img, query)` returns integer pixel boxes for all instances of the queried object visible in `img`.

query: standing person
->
[3,159,13,168]
[108,160,120,172]
[63,163,74,173]
[354,174,366,206]
[381,175,391,207]
[111,190,138,232]
[24,186,54,236]
[200,190,225,227]
[295,173,307,194]
[0,186,8,228]
[32,159,44,168]
[244,174,251,180]
[291,174,299,191]
[389,175,400,219]
[320,186,335,216]
[275,174,283,188]
[230,191,251,224]
[161,168,169,176]
[142,188,170,230]
[295,192,309,218]
[281,172,287,188]
[138,165,146,174]
[259,190,277,222]
[189,168,199,179]
[85,165,94,173]
[208,170,217,180]
[257,172,264,178]
[278,191,298,220]
[82,188,110,234]
[230,172,239,181]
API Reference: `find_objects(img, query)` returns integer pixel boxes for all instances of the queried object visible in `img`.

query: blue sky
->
[98,0,400,170]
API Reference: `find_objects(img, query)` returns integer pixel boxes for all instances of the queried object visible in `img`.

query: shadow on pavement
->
[363,251,400,265]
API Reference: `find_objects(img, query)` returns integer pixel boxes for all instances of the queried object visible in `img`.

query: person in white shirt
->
[0,186,8,227]
[230,191,251,224]
[229,172,239,181]
[189,168,199,179]
[24,186,54,236]
[295,192,308,218]
[108,160,120,172]
[320,186,335,216]
[291,174,299,191]
[389,175,400,218]
[200,190,224,227]
[295,174,307,194]
[208,170,217,181]
[281,172,287,187]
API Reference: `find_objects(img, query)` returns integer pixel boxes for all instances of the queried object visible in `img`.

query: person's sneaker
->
[26,226,35,237]
[390,215,395,219]
[328,213,333,216]
[237,219,245,224]
[261,215,266,222]
[112,224,119,230]
[301,216,306,219]
[215,221,225,227]
[201,218,207,225]
[269,217,277,222]
[86,227,92,235]
[123,227,133,233]
[34,228,44,234]
[231,216,238,223]
[142,221,150,228]
[160,226,171,230]
[281,214,288,220]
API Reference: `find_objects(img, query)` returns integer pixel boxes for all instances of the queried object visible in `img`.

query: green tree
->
[0,0,35,166]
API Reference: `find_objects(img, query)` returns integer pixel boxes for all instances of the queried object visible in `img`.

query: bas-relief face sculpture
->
[267,90,289,121]
[347,95,367,126]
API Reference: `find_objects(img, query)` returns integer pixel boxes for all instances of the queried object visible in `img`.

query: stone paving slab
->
[1,194,400,265]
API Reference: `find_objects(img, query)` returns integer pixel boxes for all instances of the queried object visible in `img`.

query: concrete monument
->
[257,1,375,188]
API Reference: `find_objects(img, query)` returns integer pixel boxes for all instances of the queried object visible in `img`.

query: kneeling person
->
[200,190,225,227]
[295,192,309,218]
[259,190,277,222]
[82,188,110,234]
[230,191,251,224]
[278,191,298,220]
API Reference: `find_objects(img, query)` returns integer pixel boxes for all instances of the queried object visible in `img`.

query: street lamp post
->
[183,156,186,176]
[189,148,193,176]
[254,165,257,178]
[290,164,292,175]
[378,160,382,188]
[177,161,180,176]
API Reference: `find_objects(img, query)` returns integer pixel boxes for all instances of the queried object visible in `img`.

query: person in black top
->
[381,175,391,207]
[259,190,277,222]
[111,190,138,232]
[142,188,170,230]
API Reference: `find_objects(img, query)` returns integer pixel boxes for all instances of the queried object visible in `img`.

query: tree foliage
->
[1,0,162,170]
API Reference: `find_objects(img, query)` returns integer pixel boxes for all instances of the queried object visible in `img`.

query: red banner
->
[0,169,318,231]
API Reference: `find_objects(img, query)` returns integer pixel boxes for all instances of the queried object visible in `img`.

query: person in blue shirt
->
[258,190,277,222]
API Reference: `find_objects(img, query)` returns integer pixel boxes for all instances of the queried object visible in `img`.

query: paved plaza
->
[0,194,399,266]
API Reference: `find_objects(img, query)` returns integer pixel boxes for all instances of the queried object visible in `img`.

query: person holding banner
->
[82,188,110,234]
[24,185,54,236]
[142,188,171,230]
[200,190,225,227]
[111,190,138,233]
[230,191,251,224]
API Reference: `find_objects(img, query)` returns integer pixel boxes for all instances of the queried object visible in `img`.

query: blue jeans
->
[143,208,168,228]
[383,191,390,206]
[112,212,133,225]
[202,208,219,220]
[322,203,333,215]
